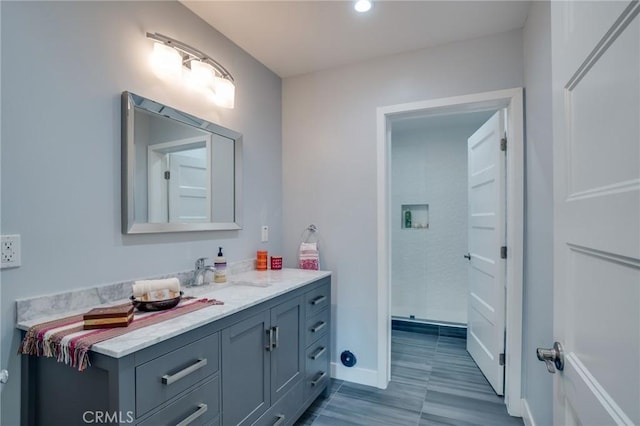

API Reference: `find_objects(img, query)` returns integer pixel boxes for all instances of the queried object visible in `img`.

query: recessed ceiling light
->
[354,0,372,13]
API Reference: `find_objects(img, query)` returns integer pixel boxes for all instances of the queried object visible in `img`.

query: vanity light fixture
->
[354,0,372,13]
[147,32,235,109]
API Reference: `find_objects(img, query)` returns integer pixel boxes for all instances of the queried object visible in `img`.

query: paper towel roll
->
[132,278,181,298]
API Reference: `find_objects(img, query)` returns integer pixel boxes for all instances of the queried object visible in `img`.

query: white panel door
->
[466,110,506,395]
[550,1,639,424]
[168,152,211,223]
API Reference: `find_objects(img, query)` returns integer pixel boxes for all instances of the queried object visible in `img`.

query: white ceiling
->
[181,1,531,78]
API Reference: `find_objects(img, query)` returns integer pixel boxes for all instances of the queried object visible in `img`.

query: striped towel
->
[299,242,319,270]
[18,297,222,371]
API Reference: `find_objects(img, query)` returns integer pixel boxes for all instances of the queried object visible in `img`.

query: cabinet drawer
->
[136,332,219,417]
[305,334,329,379]
[252,380,303,426]
[138,375,219,426]
[305,308,329,346]
[305,334,330,399]
[305,283,330,318]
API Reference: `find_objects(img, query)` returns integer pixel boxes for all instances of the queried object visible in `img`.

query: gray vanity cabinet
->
[21,275,330,426]
[221,296,303,426]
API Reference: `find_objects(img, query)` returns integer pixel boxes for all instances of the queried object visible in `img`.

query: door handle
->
[273,326,279,349]
[463,253,471,260]
[536,342,564,374]
[266,328,273,351]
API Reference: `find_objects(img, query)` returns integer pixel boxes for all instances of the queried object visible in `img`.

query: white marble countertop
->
[16,268,331,359]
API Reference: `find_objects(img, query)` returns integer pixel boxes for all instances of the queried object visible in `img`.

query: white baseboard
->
[330,362,380,388]
[506,392,523,417]
[522,398,536,426]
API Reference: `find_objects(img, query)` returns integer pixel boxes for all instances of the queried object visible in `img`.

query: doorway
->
[376,88,524,416]
[390,110,496,326]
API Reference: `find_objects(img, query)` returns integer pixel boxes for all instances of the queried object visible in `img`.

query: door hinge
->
[499,353,505,366]
[164,171,170,180]
[500,246,507,259]
[500,136,507,152]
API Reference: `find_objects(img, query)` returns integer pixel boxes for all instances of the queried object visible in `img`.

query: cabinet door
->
[221,311,270,426]
[270,296,303,403]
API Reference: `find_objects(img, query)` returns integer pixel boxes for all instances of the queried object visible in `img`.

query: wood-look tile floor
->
[295,330,523,426]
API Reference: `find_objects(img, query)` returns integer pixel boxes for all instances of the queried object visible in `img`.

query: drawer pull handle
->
[273,414,286,426]
[311,371,327,387]
[161,358,207,385]
[176,403,208,426]
[310,346,327,360]
[310,321,326,333]
[310,295,327,306]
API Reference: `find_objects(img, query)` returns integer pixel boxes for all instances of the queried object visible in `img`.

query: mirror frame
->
[121,91,243,234]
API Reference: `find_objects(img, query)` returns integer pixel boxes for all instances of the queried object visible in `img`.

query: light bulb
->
[190,61,214,89]
[354,0,372,13]
[212,76,235,109]
[150,42,182,80]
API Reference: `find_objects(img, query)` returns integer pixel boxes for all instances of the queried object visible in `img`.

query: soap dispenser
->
[214,247,227,283]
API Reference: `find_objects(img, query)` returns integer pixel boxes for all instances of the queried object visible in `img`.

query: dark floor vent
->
[340,350,357,367]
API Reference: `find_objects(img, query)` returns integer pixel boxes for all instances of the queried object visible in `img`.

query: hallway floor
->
[295,329,523,426]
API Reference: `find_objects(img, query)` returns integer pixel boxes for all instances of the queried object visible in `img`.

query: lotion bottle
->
[214,247,227,283]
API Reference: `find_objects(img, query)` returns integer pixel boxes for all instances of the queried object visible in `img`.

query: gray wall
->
[522,1,554,424]
[0,2,282,424]
[282,29,524,383]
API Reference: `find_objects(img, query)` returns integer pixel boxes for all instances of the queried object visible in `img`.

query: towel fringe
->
[18,298,222,372]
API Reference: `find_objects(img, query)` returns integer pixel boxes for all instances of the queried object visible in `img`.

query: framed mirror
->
[121,91,242,234]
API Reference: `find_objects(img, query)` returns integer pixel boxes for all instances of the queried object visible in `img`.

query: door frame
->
[376,87,524,416]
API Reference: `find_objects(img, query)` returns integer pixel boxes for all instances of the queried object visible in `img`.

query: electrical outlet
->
[261,226,269,242]
[1,235,21,269]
